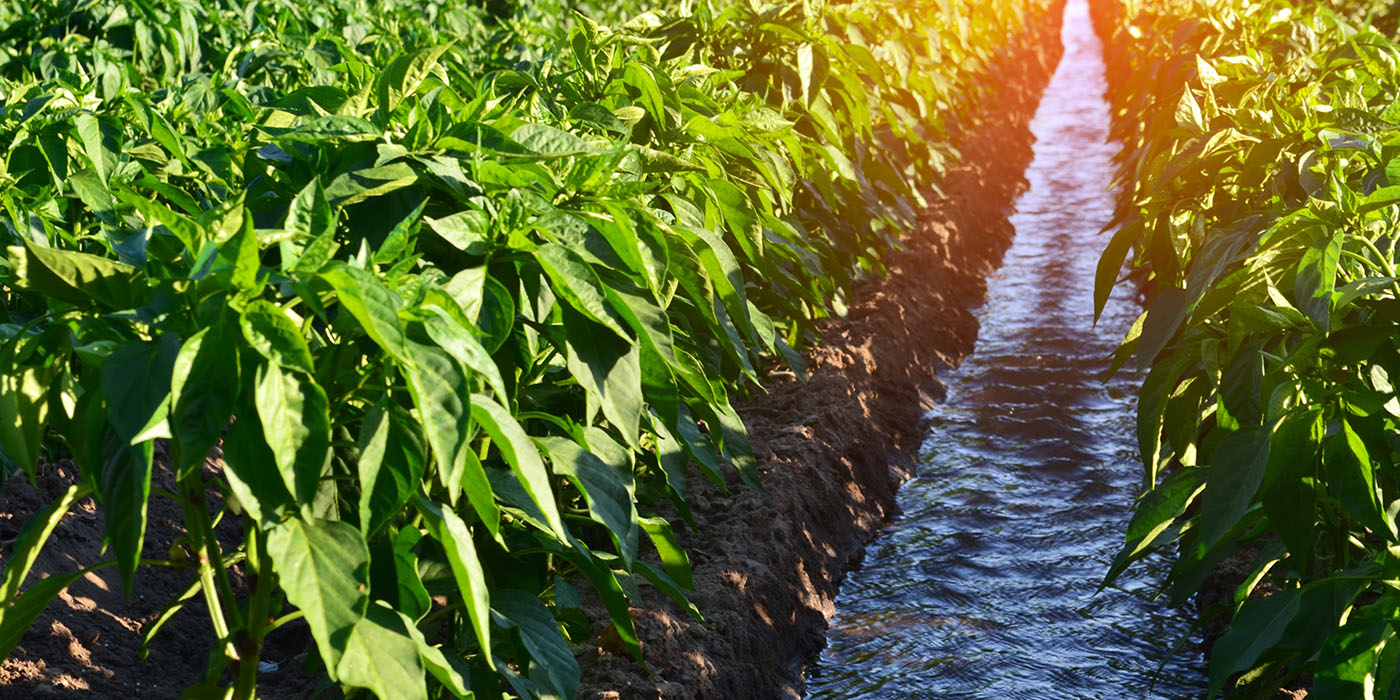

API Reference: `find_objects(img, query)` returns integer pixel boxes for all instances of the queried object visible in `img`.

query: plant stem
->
[233,526,273,700]
[178,471,240,662]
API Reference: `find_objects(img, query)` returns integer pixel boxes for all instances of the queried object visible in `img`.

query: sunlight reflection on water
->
[806,1,1209,697]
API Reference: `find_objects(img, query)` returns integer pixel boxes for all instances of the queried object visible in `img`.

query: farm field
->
[6,0,1400,697]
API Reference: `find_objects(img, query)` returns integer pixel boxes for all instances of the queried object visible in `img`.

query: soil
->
[575,8,1066,699]
[0,6,1065,700]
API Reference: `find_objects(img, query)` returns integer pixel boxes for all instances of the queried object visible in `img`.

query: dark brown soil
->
[0,8,1065,700]
[575,9,1066,700]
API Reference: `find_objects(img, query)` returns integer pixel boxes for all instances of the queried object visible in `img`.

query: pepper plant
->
[0,0,1048,697]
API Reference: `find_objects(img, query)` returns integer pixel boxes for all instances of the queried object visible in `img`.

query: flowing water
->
[805,1,1209,697]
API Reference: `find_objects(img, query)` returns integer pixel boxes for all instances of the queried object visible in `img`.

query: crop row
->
[0,0,1049,697]
[1091,0,1400,696]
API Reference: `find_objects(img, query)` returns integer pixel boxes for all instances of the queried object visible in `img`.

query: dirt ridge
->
[577,7,1067,698]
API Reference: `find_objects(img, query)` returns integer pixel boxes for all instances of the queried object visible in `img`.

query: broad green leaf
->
[74,113,115,182]
[430,504,493,670]
[703,178,763,262]
[222,395,294,524]
[401,341,497,534]
[1323,419,1395,540]
[424,211,491,255]
[337,603,428,700]
[0,366,53,476]
[14,239,143,310]
[622,63,666,126]
[1313,604,1396,698]
[376,44,454,115]
[534,243,631,341]
[1197,427,1271,550]
[325,163,418,208]
[0,484,89,608]
[266,517,370,679]
[286,177,336,240]
[493,590,579,699]
[102,335,180,442]
[1208,588,1302,696]
[93,427,154,594]
[398,608,472,696]
[240,300,314,375]
[356,402,428,537]
[254,362,331,507]
[320,263,408,360]
[513,124,599,157]
[68,168,116,226]
[540,436,638,566]
[562,309,643,449]
[639,516,692,589]
[421,306,507,404]
[470,395,566,539]
[0,568,91,661]
[169,325,240,476]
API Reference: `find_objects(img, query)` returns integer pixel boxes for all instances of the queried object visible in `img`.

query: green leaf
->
[470,395,566,539]
[102,335,180,442]
[639,515,691,589]
[337,603,428,700]
[1323,419,1395,540]
[376,44,454,116]
[0,484,89,608]
[562,309,643,449]
[94,427,154,594]
[1197,427,1271,550]
[534,243,631,341]
[390,527,432,622]
[1208,588,1302,696]
[69,168,117,226]
[240,300,315,375]
[1103,470,1202,588]
[254,362,331,508]
[401,341,498,534]
[1136,287,1190,372]
[421,306,508,404]
[424,211,491,255]
[266,517,370,679]
[286,177,336,240]
[320,263,408,360]
[0,568,90,661]
[398,608,472,696]
[540,436,638,566]
[512,124,599,157]
[1313,603,1396,698]
[169,325,240,477]
[222,395,294,525]
[325,163,419,208]
[0,366,54,476]
[14,239,143,310]
[74,112,115,182]
[622,63,666,126]
[356,402,428,537]
[428,503,493,670]
[703,178,763,263]
[493,590,579,699]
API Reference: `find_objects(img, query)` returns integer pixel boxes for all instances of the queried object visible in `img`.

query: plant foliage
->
[0,0,1048,696]
[1094,0,1400,696]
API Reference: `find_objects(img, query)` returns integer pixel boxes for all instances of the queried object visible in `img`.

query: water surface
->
[806,1,1208,697]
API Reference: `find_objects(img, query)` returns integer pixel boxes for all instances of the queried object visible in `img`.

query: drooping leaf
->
[266,517,370,679]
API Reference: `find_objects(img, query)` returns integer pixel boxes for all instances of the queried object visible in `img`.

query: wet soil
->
[577,8,1066,699]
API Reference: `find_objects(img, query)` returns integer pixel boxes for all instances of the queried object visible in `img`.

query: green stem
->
[178,472,240,658]
[233,526,273,700]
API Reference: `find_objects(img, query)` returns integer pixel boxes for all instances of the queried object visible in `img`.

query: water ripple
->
[806,1,1208,697]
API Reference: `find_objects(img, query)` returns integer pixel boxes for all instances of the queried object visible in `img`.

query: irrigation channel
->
[805,1,1210,697]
